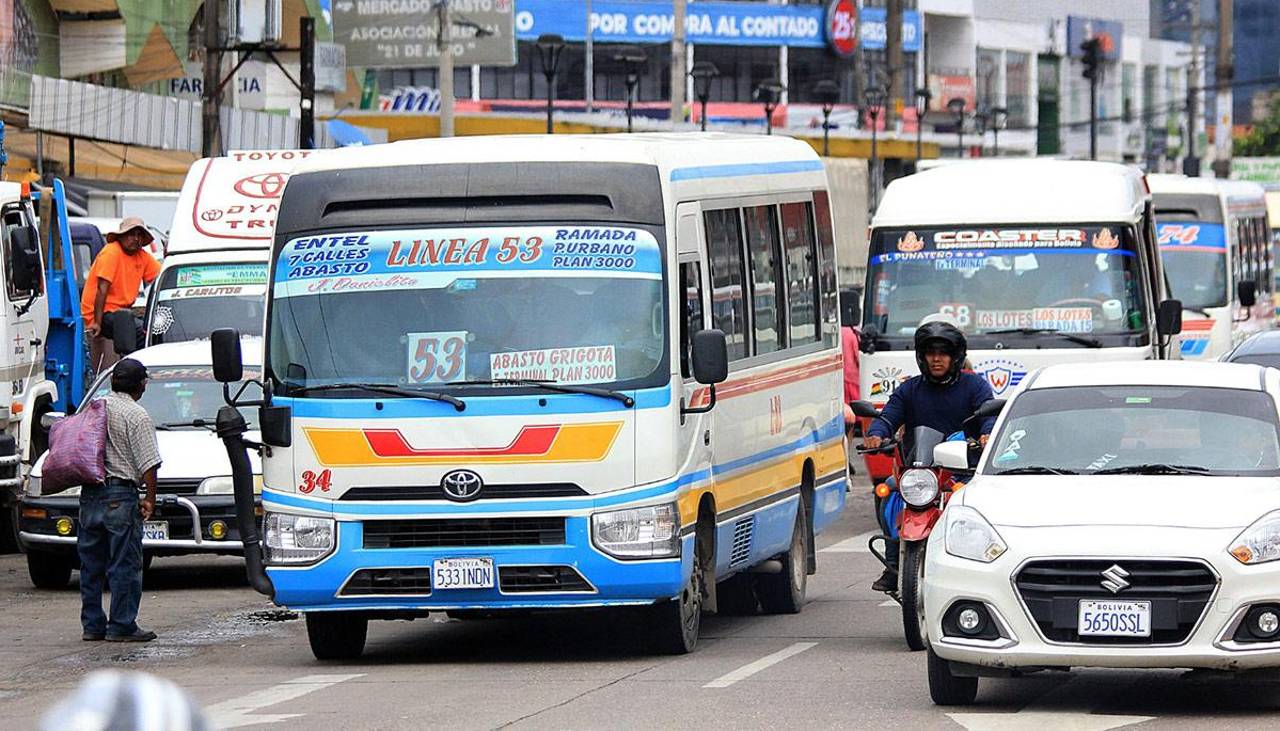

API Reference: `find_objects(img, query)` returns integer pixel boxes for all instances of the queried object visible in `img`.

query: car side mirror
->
[1238,281,1258,309]
[1156,299,1183,337]
[8,225,40,293]
[211,328,244,383]
[260,405,292,448]
[691,329,728,385]
[933,441,970,472]
[106,310,139,356]
[849,400,880,419]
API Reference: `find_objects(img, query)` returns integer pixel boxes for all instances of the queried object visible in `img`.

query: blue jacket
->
[867,372,996,440]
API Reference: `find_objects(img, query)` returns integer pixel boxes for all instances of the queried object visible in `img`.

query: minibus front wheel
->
[306,612,368,660]
[648,519,710,654]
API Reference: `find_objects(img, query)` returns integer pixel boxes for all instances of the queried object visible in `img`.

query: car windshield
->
[863,224,1147,339]
[1229,353,1280,369]
[986,385,1280,476]
[89,366,261,429]
[267,225,667,392]
[1157,221,1228,310]
[150,263,267,343]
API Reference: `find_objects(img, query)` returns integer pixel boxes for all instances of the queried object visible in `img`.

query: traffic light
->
[1081,38,1103,81]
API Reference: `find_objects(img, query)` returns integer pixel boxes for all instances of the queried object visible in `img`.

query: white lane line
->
[703,642,819,689]
[205,673,364,729]
[946,711,1155,731]
[819,530,879,553]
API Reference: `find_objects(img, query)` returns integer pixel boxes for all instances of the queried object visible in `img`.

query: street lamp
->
[690,61,720,132]
[535,34,566,135]
[991,106,1007,156]
[947,97,966,158]
[613,45,647,133]
[754,78,785,135]
[864,85,887,211]
[813,79,840,156]
[914,87,932,165]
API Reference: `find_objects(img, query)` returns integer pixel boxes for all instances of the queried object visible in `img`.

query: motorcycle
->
[850,399,1004,651]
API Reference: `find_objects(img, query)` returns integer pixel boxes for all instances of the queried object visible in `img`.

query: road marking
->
[819,530,878,553]
[205,673,364,729]
[703,642,818,688]
[946,711,1155,731]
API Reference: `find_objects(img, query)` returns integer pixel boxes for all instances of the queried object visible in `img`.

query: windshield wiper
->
[292,383,465,411]
[448,378,635,408]
[1093,463,1212,475]
[994,465,1079,475]
[985,327,1103,348]
[157,418,216,431]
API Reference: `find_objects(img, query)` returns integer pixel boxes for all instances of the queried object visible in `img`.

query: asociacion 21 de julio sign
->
[333,0,516,69]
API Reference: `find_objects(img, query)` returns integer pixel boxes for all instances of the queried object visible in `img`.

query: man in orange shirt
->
[80,218,161,373]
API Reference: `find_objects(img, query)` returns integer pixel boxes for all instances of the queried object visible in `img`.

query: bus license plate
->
[432,557,495,590]
[1078,599,1151,637]
[142,521,169,541]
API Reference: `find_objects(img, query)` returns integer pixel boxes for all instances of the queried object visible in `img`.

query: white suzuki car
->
[924,361,1280,704]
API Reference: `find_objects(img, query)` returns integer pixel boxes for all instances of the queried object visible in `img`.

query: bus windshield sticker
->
[158,284,267,301]
[406,331,469,385]
[490,346,618,385]
[175,264,268,287]
[1156,222,1227,251]
[976,307,1095,332]
[870,226,1137,266]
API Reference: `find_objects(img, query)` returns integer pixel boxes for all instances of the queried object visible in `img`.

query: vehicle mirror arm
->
[681,384,717,415]
[223,378,267,408]
[14,291,36,318]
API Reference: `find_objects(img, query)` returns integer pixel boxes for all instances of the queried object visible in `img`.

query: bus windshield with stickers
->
[863,225,1149,344]
[150,263,268,344]
[266,226,667,393]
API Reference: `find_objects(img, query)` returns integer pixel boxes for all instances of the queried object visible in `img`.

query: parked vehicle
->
[924,361,1280,705]
[1222,330,1280,368]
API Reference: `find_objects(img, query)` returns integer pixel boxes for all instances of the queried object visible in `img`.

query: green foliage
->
[1236,96,1280,157]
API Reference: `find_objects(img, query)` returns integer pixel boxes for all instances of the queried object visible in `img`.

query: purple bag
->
[42,399,107,494]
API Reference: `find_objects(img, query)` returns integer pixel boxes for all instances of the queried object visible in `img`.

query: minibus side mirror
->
[211,328,244,384]
[1156,299,1183,337]
[8,225,40,293]
[849,400,880,419]
[691,329,728,385]
[1238,280,1258,309]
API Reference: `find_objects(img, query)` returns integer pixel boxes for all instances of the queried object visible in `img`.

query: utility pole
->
[1212,0,1233,178]
[438,0,455,138]
[670,0,686,123]
[299,16,315,150]
[201,0,221,157]
[885,0,903,128]
[1184,0,1201,176]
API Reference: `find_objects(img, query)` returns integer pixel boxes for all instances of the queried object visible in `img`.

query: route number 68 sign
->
[406,331,468,384]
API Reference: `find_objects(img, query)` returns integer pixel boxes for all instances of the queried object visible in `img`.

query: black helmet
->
[914,320,967,385]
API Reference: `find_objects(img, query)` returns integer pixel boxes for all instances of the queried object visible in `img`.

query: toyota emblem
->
[440,469,483,501]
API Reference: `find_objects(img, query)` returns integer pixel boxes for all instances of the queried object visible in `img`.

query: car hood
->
[959,475,1280,530]
[32,430,261,481]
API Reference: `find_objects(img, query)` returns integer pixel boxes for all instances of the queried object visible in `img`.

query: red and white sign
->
[490,346,617,385]
[826,0,858,59]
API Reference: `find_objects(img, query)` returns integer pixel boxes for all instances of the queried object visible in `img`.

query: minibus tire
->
[649,531,706,654]
[756,500,808,614]
[27,552,73,589]
[306,612,368,660]
[927,648,978,705]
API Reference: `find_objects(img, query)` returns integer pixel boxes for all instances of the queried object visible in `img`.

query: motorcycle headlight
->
[591,503,680,559]
[899,468,940,508]
[263,512,336,564]
[945,505,1007,563]
[1229,510,1280,565]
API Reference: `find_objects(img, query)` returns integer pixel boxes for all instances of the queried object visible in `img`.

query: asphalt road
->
[2,479,1279,730]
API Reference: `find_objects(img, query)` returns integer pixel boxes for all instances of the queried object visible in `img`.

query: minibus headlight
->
[899,469,940,507]
[592,503,680,559]
[263,512,336,564]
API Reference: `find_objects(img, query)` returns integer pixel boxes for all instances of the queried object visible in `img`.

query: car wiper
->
[157,418,216,431]
[984,327,1103,348]
[994,465,1079,475]
[1093,463,1212,475]
[448,378,635,408]
[292,383,465,411]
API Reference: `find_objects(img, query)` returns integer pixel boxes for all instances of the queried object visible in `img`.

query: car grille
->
[1015,559,1218,644]
[339,568,432,596]
[340,484,587,501]
[499,566,593,593]
[156,479,201,496]
[362,517,567,549]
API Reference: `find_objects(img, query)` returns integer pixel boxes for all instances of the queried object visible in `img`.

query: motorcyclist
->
[863,319,996,592]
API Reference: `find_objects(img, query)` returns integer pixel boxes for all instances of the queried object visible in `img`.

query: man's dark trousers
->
[77,480,142,637]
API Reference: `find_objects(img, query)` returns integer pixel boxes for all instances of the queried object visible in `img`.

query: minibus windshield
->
[864,224,1148,339]
[1156,220,1228,310]
[267,225,668,393]
[151,262,268,343]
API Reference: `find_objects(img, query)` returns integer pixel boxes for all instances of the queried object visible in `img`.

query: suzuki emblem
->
[1100,564,1131,594]
[440,469,483,501]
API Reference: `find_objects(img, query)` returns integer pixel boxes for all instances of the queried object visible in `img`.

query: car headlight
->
[196,474,265,495]
[263,512,336,564]
[945,505,1007,563]
[1229,510,1280,565]
[591,502,679,559]
[899,468,940,507]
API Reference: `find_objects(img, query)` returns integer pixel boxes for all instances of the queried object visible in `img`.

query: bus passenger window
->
[813,190,838,346]
[705,208,749,360]
[679,261,704,378]
[781,201,819,346]
[744,205,784,355]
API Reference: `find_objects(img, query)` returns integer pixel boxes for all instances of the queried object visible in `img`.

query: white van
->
[1149,175,1272,359]
[144,150,317,346]
[859,160,1181,470]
